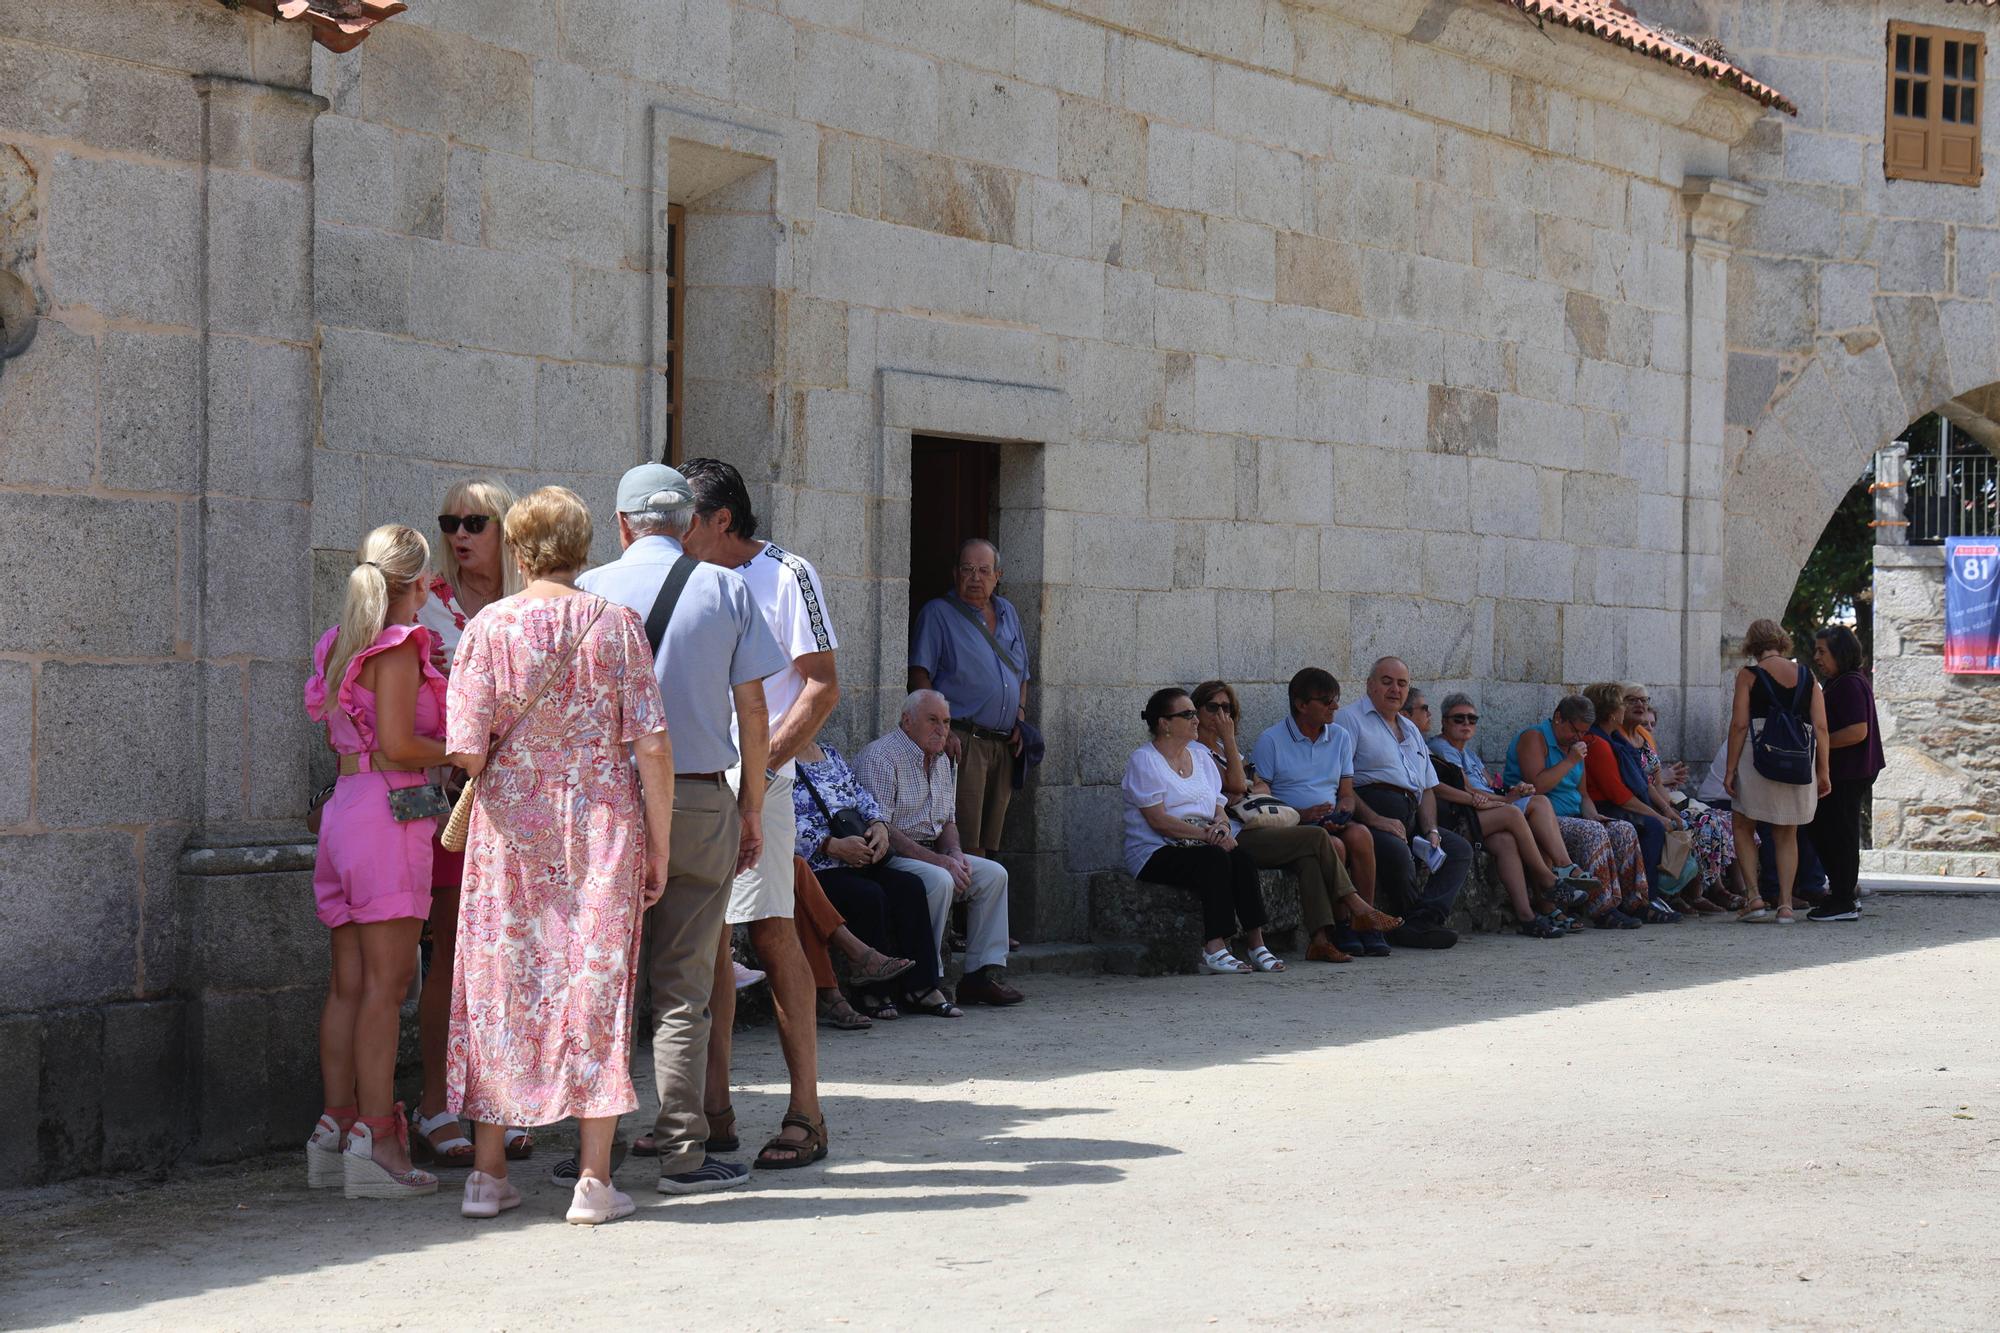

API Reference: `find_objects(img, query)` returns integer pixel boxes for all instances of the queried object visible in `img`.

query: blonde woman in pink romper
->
[445,487,673,1226]
[302,524,449,1200]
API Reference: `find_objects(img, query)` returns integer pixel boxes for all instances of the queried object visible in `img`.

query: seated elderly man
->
[854,691,1024,1007]
[1330,657,1470,949]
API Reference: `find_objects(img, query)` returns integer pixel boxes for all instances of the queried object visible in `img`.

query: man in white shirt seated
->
[855,691,1024,1007]
[1332,656,1470,949]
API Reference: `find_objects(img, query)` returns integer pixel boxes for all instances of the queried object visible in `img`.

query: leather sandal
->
[411,1109,475,1168]
[754,1112,828,1170]
[1345,903,1404,934]
[817,993,873,1031]
[849,949,914,987]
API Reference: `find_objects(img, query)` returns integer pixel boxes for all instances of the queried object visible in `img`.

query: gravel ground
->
[4,895,1998,1331]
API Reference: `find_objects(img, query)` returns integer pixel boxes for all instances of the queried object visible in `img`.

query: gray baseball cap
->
[615,462,694,515]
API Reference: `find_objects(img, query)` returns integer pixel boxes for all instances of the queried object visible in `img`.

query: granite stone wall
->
[1868,544,2000,877]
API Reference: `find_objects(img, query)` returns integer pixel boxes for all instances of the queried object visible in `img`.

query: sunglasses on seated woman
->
[438,514,493,535]
[1446,712,1478,725]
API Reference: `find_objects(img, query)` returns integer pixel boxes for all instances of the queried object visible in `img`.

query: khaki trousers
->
[1238,824,1356,936]
[954,731,1015,850]
[644,778,739,1174]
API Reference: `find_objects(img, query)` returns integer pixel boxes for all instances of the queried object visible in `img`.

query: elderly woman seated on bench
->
[1120,687,1282,975]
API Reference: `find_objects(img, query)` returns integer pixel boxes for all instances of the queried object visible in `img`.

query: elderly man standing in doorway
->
[855,690,1025,1007]
[1332,657,1471,950]
[673,457,836,1171]
[578,463,788,1195]
[908,538,1030,862]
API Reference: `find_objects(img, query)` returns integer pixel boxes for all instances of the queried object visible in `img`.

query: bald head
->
[1366,656,1411,720]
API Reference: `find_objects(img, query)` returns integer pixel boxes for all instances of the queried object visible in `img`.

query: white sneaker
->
[461,1169,523,1219]
[305,1114,346,1190]
[733,961,766,990]
[566,1176,636,1225]
[343,1114,439,1199]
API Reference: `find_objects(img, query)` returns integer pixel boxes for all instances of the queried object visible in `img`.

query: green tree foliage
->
[1784,464,1875,665]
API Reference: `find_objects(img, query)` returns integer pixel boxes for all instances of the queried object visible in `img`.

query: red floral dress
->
[443,593,667,1125]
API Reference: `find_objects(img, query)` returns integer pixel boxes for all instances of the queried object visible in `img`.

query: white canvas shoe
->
[461,1169,522,1219]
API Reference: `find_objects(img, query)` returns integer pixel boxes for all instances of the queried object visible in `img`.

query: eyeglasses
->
[1625,696,1650,706]
[438,514,492,535]
[1162,709,1199,721]
[1446,713,1479,725]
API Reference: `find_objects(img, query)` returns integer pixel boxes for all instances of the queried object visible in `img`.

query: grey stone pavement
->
[4,895,1999,1331]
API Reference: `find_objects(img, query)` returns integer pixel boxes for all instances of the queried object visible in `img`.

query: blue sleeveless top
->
[1504,719,1582,817]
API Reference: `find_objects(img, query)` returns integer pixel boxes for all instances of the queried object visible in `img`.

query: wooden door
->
[909,435,998,616]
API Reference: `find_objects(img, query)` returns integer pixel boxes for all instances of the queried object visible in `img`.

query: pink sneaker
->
[565,1176,635,1225]
[461,1169,522,1219]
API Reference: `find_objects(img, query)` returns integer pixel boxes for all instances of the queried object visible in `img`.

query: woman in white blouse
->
[1120,688,1282,975]
[412,478,527,1169]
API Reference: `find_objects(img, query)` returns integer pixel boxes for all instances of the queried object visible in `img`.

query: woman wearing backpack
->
[1724,620,1832,924]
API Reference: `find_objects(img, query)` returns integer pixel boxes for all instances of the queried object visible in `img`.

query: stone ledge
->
[179,840,316,877]
[1861,849,2000,880]
[1874,544,1946,569]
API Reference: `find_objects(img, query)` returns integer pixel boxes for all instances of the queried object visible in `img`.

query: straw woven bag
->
[441,600,606,853]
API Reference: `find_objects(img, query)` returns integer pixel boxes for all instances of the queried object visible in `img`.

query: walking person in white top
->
[674,458,832,1170]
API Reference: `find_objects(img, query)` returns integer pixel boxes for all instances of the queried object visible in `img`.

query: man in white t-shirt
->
[676,458,835,1170]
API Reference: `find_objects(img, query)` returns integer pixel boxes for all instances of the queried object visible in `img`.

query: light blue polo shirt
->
[578,535,788,774]
[908,592,1030,733]
[1248,715,1356,809]
[1334,699,1439,793]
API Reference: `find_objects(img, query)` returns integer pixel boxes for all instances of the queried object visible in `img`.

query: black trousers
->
[815,863,942,993]
[1806,778,1869,909]
[1355,784,1472,924]
[1609,808,1665,898]
[1139,843,1267,941]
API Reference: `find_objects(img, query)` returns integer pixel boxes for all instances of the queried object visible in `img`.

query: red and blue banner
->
[1945,536,2000,673]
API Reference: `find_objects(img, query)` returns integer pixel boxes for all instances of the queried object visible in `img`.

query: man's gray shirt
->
[578,534,788,774]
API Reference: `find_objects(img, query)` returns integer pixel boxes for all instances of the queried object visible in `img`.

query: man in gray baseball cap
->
[575,462,787,1196]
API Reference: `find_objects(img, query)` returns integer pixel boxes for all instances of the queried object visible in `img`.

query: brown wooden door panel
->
[910,435,999,617]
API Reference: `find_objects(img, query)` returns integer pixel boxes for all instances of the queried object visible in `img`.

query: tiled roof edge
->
[228,0,408,54]
[1494,0,1799,116]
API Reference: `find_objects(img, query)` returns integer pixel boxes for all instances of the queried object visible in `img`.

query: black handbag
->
[795,764,870,840]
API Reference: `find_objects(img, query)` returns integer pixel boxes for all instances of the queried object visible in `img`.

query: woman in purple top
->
[1805,626,1885,922]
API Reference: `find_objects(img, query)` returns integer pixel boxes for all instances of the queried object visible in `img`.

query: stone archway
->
[1721,294,2000,635]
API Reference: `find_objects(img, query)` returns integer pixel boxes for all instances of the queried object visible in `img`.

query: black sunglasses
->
[1161,708,1199,721]
[438,514,493,535]
[1446,712,1479,725]
[1199,701,1236,716]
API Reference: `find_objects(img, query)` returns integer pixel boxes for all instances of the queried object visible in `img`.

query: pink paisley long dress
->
[443,592,667,1125]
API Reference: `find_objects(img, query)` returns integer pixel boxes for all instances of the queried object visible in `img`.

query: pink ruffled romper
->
[304,623,448,928]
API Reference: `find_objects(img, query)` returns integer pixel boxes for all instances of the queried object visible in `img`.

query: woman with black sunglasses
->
[411,479,528,1171]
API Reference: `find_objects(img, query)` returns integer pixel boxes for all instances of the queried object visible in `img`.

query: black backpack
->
[1750,663,1815,785]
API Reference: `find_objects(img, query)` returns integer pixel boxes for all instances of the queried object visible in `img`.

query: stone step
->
[1002,941,1113,975]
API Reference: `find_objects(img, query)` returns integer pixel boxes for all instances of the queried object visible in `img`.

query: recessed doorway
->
[909,434,1000,616]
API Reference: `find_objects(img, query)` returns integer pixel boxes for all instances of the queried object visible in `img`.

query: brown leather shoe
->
[1346,904,1404,934]
[1305,937,1353,963]
[955,970,1025,1006]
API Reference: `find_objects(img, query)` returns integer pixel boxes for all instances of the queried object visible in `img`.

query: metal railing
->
[1906,450,2000,543]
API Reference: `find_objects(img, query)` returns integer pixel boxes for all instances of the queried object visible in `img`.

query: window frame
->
[1884,19,1984,187]
[663,202,686,464]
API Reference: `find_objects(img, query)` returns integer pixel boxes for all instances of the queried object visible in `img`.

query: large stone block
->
[321,328,536,467]
[1349,595,1481,680]
[536,361,641,475]
[797,27,938,147]
[1146,432,1237,519]
[207,339,315,502]
[1089,868,1300,976]
[36,1008,104,1180]
[1275,231,1362,315]
[98,331,200,493]
[1146,123,1235,216]
[480,154,628,269]
[0,661,26,828]
[406,239,576,357]
[1017,6,1107,98]
[0,831,138,1011]
[1114,34,1213,127]
[0,34,205,162]
[99,1000,191,1173]
[1071,516,1177,590]
[1193,356,1296,438]
[0,319,97,488]
[0,494,181,656]
[205,170,313,342]
[179,868,326,994]
[188,991,271,1161]
[0,0,254,80]
[0,1014,40,1185]
[37,663,199,827]
[939,66,1056,177]
[204,499,312,660]
[359,23,532,153]
[44,153,200,326]
[1060,98,1147,198]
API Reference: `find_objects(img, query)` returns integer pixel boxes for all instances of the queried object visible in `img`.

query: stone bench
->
[1089,851,1513,976]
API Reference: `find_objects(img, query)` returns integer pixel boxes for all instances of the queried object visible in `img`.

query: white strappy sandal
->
[1200,948,1251,974]
[1246,945,1287,973]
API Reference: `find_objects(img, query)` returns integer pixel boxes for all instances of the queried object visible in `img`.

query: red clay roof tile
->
[1489,0,1799,115]
[237,0,407,54]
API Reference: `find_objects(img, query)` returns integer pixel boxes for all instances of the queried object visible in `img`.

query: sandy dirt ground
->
[4,895,1999,1331]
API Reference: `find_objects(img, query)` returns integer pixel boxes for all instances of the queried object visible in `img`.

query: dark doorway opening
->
[909,434,999,616]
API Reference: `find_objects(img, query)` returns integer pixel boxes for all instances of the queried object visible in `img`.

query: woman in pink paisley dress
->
[444,487,673,1227]
[411,478,527,1169]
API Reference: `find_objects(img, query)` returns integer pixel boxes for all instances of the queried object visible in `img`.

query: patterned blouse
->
[791,744,886,872]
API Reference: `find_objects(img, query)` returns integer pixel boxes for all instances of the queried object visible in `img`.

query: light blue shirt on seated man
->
[1333,698,1439,793]
[577,534,789,774]
[1248,715,1356,809]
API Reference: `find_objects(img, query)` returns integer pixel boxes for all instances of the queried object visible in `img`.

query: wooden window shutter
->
[1886,21,1984,186]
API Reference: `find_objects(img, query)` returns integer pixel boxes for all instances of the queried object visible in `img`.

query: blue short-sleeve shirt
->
[908,592,1030,733]
[1248,716,1356,810]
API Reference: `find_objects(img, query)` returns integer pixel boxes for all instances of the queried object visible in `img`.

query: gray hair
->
[1401,687,1426,714]
[627,505,693,539]
[958,536,1001,567]
[1439,691,1475,717]
[901,688,948,721]
[1554,694,1594,726]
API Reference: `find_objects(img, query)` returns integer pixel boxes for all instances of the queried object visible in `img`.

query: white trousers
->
[885,853,1011,972]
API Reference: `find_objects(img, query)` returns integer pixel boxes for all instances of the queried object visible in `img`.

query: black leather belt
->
[950,720,1013,742]
[676,771,726,784]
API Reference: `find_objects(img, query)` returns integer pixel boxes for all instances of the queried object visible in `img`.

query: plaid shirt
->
[854,727,958,843]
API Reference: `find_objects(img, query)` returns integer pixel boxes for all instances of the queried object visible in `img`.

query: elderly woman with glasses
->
[1423,693,1600,937]
[1191,680,1400,964]
[1616,685,1735,916]
[1122,687,1280,974]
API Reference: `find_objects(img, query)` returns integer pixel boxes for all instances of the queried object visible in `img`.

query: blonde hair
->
[1581,681,1625,730]
[436,477,524,598]
[1742,618,1793,658]
[323,525,430,718]
[506,486,593,579]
